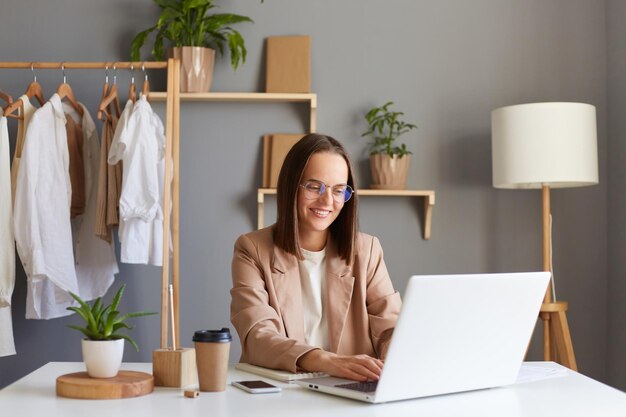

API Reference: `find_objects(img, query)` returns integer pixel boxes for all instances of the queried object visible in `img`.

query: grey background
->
[0,0,619,390]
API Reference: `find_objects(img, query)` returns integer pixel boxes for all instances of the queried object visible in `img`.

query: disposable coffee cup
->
[192,328,232,392]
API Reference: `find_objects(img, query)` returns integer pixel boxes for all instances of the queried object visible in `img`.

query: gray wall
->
[0,0,614,389]
[607,0,626,391]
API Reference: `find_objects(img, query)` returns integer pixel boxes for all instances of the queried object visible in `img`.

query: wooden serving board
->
[56,371,154,399]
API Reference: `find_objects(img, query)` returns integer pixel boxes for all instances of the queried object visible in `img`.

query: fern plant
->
[361,101,417,157]
[130,0,254,70]
[66,285,156,351]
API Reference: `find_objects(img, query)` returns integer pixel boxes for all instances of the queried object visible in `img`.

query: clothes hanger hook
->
[31,63,37,83]
[61,63,67,84]
[142,62,148,82]
[105,65,109,84]
[130,64,135,84]
[113,64,117,85]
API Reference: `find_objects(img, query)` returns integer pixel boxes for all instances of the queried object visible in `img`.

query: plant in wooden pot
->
[67,285,156,378]
[130,0,253,92]
[361,101,417,189]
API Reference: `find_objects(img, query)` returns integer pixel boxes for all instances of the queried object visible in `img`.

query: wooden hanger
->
[98,83,121,121]
[57,82,84,117]
[3,83,44,118]
[0,89,16,119]
[3,65,46,117]
[24,80,45,106]
[56,64,84,117]
[97,66,121,121]
[0,89,13,106]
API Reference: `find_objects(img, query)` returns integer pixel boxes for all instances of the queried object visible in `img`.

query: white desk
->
[1,362,625,416]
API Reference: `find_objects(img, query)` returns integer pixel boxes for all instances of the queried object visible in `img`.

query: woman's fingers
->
[330,354,384,381]
[297,350,386,381]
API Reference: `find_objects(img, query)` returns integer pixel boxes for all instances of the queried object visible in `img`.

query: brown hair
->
[274,133,359,261]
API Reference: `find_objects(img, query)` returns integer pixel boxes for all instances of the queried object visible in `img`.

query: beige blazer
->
[230,226,402,372]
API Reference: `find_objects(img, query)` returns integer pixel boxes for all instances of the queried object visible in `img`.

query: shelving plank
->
[257,188,435,240]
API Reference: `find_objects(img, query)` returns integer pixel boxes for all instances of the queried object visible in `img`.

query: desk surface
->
[1,362,625,417]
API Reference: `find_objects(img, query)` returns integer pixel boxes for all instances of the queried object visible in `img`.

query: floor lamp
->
[491,102,598,371]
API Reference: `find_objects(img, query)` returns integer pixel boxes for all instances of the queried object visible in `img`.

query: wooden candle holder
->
[152,348,196,387]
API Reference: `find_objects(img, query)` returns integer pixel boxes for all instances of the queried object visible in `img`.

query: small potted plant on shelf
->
[130,0,254,92]
[361,101,417,189]
[67,284,157,378]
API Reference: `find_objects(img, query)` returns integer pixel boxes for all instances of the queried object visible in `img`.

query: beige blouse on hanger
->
[10,95,37,205]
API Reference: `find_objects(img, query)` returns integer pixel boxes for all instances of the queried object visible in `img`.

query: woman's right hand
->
[296,349,384,381]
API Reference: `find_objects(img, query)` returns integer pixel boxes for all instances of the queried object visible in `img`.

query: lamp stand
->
[539,185,578,371]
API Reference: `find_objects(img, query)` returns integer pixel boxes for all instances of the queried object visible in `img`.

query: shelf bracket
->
[310,95,317,133]
[257,189,266,230]
[423,193,435,240]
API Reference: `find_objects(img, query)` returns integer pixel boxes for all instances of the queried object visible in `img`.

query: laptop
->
[296,272,550,403]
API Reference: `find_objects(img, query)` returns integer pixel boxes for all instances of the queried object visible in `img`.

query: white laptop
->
[296,272,550,403]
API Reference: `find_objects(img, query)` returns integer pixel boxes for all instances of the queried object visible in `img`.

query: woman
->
[230,134,401,382]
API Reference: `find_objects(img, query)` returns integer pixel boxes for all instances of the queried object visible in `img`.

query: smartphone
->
[232,380,281,394]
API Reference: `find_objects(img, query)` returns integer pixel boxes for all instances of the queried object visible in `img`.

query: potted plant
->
[67,285,157,378]
[130,0,254,92]
[361,101,417,189]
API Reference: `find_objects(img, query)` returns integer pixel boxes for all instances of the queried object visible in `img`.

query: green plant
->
[130,0,254,70]
[66,285,157,351]
[361,101,417,157]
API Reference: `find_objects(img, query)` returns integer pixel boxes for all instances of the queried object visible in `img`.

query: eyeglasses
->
[299,180,354,203]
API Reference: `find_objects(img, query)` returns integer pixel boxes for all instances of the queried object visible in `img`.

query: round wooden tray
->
[56,371,154,400]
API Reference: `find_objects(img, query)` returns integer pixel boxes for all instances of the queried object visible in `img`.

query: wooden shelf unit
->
[149,92,317,132]
[148,91,435,239]
[257,188,435,240]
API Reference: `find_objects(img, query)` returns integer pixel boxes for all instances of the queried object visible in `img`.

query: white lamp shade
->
[491,102,598,189]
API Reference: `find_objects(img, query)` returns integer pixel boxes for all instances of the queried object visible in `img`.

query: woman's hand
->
[296,350,384,381]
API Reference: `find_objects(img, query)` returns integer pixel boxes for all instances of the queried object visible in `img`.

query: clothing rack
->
[0,60,182,350]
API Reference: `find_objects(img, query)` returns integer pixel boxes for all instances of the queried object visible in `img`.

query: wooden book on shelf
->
[265,35,311,93]
[262,134,304,188]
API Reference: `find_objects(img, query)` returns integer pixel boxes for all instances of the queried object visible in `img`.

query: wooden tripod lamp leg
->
[540,185,577,371]
[541,311,551,361]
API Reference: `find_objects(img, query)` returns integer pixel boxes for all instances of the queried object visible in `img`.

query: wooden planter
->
[370,154,411,190]
[168,46,215,92]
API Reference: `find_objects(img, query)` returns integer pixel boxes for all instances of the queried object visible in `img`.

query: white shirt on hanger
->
[14,94,78,319]
[107,99,134,166]
[110,95,166,266]
[14,94,118,319]
[0,116,16,356]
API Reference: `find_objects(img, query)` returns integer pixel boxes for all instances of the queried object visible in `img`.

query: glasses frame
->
[299,180,354,203]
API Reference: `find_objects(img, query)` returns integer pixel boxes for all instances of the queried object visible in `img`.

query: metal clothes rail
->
[0,60,182,350]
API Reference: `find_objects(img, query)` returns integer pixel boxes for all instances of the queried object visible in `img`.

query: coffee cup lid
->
[192,328,232,343]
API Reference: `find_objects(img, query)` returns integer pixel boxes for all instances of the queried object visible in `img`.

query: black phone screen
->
[238,380,277,389]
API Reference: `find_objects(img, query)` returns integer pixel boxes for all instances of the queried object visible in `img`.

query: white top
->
[298,247,328,350]
[13,94,78,319]
[1,362,625,416]
[107,99,133,165]
[14,96,118,319]
[0,117,15,356]
[111,96,166,266]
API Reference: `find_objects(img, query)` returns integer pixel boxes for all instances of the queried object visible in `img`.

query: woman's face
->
[297,152,349,240]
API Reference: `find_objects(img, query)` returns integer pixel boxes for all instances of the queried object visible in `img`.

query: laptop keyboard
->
[336,381,378,393]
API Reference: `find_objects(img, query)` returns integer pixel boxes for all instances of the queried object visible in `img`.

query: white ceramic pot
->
[81,339,124,378]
